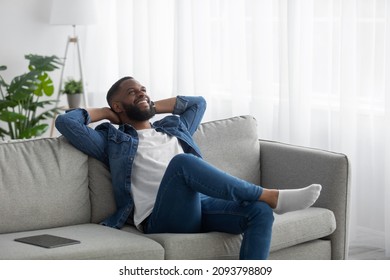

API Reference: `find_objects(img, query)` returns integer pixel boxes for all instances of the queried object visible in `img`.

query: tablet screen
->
[15,234,80,249]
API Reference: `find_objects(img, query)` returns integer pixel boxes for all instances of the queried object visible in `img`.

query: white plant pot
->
[67,93,82,108]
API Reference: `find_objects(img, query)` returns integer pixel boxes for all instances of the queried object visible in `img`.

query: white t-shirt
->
[131,129,184,230]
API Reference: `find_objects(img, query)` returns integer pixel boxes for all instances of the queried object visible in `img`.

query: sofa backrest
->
[193,115,260,185]
[89,115,261,224]
[0,137,91,234]
[0,115,261,231]
[88,157,116,224]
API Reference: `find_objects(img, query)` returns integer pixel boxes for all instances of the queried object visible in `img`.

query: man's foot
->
[273,184,322,214]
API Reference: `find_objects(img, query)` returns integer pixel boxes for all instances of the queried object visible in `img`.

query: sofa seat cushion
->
[122,226,242,260]
[271,207,336,251]
[122,207,335,259]
[0,224,164,260]
[269,239,332,260]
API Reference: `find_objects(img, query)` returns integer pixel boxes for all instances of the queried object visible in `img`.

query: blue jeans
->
[143,153,274,260]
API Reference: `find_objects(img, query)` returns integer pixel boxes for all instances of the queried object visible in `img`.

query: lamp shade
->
[50,0,97,25]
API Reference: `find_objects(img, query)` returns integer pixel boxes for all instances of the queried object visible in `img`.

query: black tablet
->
[14,234,80,249]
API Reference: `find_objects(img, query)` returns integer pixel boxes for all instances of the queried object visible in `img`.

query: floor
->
[348,245,390,260]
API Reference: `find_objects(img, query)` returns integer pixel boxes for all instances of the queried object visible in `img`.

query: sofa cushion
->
[88,157,117,223]
[269,239,332,260]
[271,207,336,251]
[122,207,336,259]
[0,137,90,234]
[88,115,261,224]
[193,115,260,185]
[123,225,242,259]
[0,224,164,260]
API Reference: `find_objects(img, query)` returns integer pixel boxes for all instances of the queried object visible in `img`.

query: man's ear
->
[112,101,123,113]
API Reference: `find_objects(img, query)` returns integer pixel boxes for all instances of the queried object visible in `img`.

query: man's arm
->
[154,97,177,114]
[153,96,206,135]
[173,96,207,135]
[55,108,118,162]
[87,107,121,124]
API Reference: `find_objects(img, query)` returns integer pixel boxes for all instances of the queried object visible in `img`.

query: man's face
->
[114,79,155,121]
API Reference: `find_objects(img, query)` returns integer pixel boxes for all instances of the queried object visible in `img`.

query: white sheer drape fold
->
[386,0,390,257]
[85,0,390,257]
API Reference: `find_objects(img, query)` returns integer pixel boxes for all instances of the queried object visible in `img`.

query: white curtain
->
[85,0,390,257]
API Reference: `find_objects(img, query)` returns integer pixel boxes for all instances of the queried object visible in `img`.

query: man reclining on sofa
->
[55,76,321,260]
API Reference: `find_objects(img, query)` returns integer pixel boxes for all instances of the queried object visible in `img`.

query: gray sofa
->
[0,115,350,259]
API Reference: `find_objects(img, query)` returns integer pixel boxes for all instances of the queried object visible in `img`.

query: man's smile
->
[135,98,149,106]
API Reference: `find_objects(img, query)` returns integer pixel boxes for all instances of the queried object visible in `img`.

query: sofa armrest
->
[259,140,350,260]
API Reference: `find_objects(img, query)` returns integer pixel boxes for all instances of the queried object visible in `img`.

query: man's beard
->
[123,102,156,121]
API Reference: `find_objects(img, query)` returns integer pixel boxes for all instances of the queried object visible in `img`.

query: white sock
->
[273,184,322,215]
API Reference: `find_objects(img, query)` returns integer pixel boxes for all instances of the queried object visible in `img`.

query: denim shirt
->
[55,96,206,229]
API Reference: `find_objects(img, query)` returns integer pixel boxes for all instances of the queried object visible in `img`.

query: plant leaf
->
[31,124,49,137]
[22,99,56,111]
[0,111,27,122]
[8,72,39,101]
[29,107,59,126]
[0,126,8,136]
[25,54,62,72]
[0,76,8,87]
[0,99,18,109]
[0,54,61,140]
[18,124,48,139]
[33,72,54,97]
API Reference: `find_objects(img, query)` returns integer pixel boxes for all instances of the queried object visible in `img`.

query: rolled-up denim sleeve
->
[173,96,207,135]
[55,109,107,162]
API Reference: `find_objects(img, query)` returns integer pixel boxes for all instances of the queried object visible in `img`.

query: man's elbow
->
[199,96,207,106]
[54,114,66,133]
[197,96,207,112]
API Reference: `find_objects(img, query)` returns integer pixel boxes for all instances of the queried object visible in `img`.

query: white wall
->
[0,0,95,137]
[0,0,93,78]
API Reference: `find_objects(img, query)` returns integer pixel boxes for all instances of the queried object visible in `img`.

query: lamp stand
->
[55,26,89,108]
[50,26,89,136]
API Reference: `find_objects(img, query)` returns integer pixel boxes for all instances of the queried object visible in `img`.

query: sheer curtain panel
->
[85,0,390,257]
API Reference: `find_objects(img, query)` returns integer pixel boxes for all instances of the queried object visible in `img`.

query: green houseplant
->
[0,54,62,140]
[62,78,83,108]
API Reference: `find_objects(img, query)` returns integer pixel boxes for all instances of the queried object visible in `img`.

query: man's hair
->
[106,76,134,107]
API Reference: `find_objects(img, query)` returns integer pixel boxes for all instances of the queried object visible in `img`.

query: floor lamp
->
[49,0,97,135]
[56,28,90,108]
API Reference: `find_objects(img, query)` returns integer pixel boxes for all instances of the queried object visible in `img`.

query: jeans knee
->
[169,153,197,168]
[250,202,274,226]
